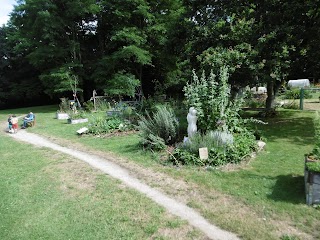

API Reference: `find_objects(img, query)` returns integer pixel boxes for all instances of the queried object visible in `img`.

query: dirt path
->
[7,129,239,240]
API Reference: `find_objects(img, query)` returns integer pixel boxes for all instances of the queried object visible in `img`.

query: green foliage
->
[280,235,299,240]
[280,102,299,110]
[83,99,112,112]
[40,67,83,98]
[180,67,261,166]
[105,71,141,98]
[197,44,256,77]
[284,89,312,99]
[246,98,265,109]
[88,116,132,135]
[138,105,179,150]
[169,148,202,165]
[183,132,220,155]
[184,67,246,133]
[140,134,166,151]
[58,97,70,113]
[309,111,320,159]
[170,131,256,166]
[306,161,320,173]
[83,100,95,112]
[68,110,87,120]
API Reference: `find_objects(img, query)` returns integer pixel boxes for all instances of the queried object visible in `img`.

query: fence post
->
[300,88,304,110]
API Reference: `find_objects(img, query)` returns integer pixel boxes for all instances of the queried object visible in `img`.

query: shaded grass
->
[1,106,320,239]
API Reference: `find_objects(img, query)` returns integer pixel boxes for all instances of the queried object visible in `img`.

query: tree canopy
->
[0,0,319,108]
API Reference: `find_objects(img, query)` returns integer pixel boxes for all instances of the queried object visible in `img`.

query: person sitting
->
[22,112,34,129]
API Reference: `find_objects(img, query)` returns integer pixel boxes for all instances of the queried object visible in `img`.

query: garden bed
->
[305,156,320,205]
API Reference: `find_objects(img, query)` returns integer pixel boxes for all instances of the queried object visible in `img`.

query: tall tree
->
[181,0,306,108]
[0,24,45,109]
[9,0,99,100]
[94,0,185,99]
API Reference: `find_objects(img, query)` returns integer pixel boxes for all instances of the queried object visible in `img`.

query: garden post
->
[300,88,304,110]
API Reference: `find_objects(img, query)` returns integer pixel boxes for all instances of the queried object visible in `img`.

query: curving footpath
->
[8,129,240,240]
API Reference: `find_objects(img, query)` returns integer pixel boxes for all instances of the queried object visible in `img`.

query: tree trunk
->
[266,80,275,109]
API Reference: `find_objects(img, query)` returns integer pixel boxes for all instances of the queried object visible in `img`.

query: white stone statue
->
[187,107,197,138]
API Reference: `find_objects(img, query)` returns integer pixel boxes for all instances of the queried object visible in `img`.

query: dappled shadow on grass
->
[255,115,314,146]
[268,175,305,204]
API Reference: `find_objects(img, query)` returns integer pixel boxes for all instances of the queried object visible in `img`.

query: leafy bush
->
[306,161,320,173]
[170,67,261,166]
[68,110,87,120]
[169,131,257,166]
[83,100,95,111]
[139,134,166,151]
[58,97,70,113]
[88,116,132,135]
[138,105,179,150]
[284,89,312,99]
[246,98,265,109]
[115,102,137,122]
[184,67,246,133]
[169,148,203,165]
[96,99,112,111]
[183,132,219,154]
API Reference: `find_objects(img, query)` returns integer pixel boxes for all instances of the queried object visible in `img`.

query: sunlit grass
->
[1,106,319,239]
[0,112,201,239]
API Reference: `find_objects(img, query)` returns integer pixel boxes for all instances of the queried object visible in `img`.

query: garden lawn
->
[1,106,319,239]
[0,109,204,240]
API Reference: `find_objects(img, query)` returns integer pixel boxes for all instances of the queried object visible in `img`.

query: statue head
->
[189,107,197,116]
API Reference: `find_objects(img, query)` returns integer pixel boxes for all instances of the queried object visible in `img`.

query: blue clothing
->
[8,117,12,130]
[23,113,34,127]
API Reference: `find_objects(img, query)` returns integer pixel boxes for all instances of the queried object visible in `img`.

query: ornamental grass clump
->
[138,105,179,150]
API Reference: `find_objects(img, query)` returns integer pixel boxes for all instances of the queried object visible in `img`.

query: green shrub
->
[138,105,179,150]
[169,148,203,165]
[58,97,70,113]
[88,116,132,135]
[246,98,265,109]
[306,161,320,172]
[139,134,166,151]
[284,89,312,99]
[96,99,112,111]
[68,110,87,120]
[183,132,219,155]
[173,67,261,166]
[169,131,257,166]
[83,100,95,111]
[184,67,247,133]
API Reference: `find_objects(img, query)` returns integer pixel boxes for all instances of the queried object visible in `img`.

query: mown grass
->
[0,108,203,240]
[1,105,320,239]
